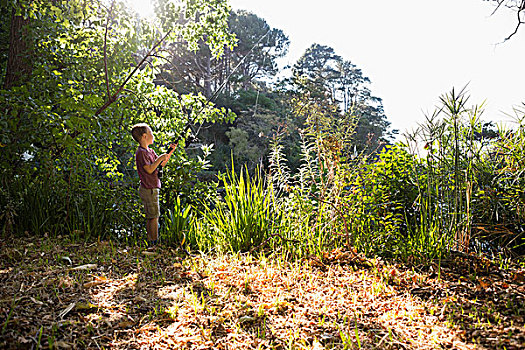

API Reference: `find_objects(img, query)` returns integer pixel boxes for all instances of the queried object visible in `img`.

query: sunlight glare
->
[127,0,155,18]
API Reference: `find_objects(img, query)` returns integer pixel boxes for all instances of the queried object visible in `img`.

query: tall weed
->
[162,196,193,248]
[202,166,278,252]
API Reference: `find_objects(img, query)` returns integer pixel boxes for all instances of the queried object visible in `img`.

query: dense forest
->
[1,1,524,349]
[0,0,394,243]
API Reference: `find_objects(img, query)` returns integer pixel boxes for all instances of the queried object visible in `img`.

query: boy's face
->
[143,126,154,145]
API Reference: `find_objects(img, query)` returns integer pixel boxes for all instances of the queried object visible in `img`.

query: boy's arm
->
[143,154,168,174]
[160,143,177,167]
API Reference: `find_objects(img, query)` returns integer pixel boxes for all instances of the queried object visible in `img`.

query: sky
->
[129,0,525,138]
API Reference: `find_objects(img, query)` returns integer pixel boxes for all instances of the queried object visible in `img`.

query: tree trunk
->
[203,53,212,99]
[225,46,231,94]
[4,8,32,89]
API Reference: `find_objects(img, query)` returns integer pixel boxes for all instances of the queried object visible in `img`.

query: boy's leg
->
[146,217,159,242]
[139,186,161,245]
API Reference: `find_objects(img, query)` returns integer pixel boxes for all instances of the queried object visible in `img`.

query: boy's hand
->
[161,143,177,167]
[167,143,177,154]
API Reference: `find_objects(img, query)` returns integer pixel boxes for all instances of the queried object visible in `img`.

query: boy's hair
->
[131,123,149,142]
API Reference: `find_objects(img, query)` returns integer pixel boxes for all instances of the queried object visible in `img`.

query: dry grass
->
[0,237,523,349]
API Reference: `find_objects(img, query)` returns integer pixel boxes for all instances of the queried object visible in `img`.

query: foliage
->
[404,90,525,257]
[157,9,288,96]
[161,195,193,247]
[342,145,419,258]
[469,105,525,254]
[227,11,289,89]
[154,0,236,58]
[1,0,523,266]
[0,0,236,238]
[291,43,394,153]
[156,9,291,173]
[260,89,525,261]
[201,166,279,253]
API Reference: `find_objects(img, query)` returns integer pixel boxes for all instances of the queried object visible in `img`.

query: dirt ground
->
[1,237,524,349]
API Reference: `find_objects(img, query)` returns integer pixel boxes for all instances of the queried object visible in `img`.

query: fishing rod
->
[155,28,272,176]
[155,105,199,179]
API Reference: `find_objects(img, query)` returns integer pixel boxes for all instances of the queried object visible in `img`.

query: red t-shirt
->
[135,147,161,189]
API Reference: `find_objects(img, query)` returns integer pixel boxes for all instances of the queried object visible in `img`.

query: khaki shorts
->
[139,186,160,219]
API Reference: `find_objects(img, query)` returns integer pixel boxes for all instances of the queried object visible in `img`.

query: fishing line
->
[155,27,273,174]
[149,28,272,142]
[188,28,272,137]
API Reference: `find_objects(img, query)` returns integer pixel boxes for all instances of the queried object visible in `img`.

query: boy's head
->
[131,123,154,145]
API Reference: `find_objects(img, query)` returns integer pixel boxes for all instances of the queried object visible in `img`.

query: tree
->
[154,9,290,172]
[486,0,525,40]
[226,10,289,91]
[0,0,237,236]
[293,44,341,103]
[3,5,31,89]
[156,10,289,97]
[291,43,393,154]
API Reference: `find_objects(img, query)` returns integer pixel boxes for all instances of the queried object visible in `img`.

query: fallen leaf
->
[70,264,97,271]
[59,276,74,288]
[75,302,98,311]
[83,276,107,288]
[29,297,44,305]
[239,315,256,324]
[134,296,147,302]
[58,302,76,319]
[476,279,491,291]
[512,271,525,282]
[119,321,135,328]
[54,341,72,349]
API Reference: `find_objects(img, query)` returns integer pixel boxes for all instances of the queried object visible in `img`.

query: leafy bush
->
[342,145,419,258]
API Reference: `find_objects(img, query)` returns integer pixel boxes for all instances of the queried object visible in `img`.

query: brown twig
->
[248,232,301,253]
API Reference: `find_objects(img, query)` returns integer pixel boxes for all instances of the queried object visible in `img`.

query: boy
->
[131,123,177,246]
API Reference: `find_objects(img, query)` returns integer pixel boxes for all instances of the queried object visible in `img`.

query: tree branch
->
[103,1,114,101]
[490,0,525,41]
[504,15,523,41]
[95,29,172,116]
[489,0,505,16]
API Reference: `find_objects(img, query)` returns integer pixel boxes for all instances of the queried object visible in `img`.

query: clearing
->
[0,237,524,349]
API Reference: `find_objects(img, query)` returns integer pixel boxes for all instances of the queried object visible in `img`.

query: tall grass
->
[162,196,193,247]
[0,174,142,240]
[402,88,477,258]
[2,89,524,261]
[404,89,525,258]
[202,166,279,253]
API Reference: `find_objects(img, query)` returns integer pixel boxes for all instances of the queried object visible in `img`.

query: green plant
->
[202,166,279,252]
[162,196,193,248]
[1,295,17,334]
[0,0,236,246]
